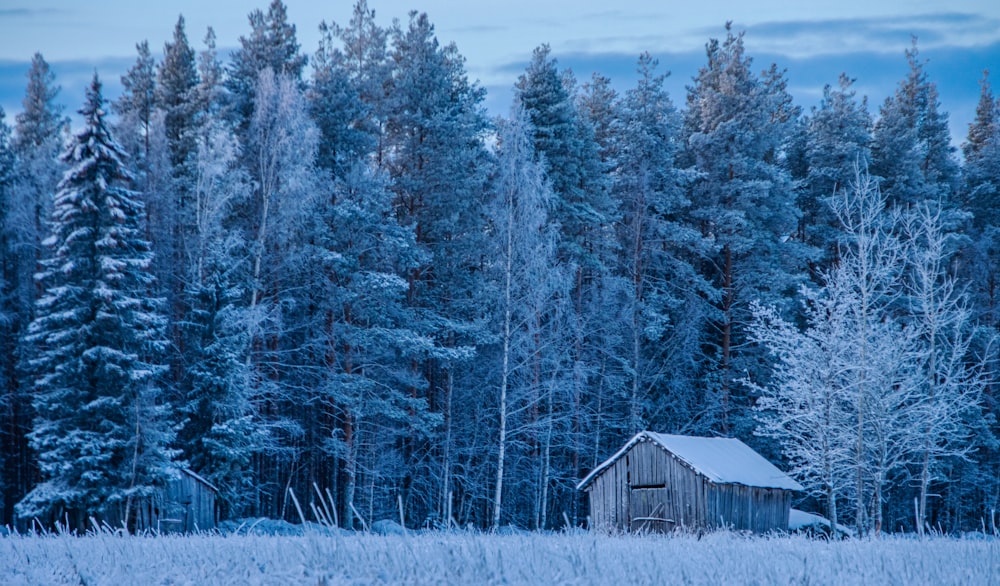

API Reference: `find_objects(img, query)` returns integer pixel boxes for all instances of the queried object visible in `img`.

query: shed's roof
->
[576,431,803,491]
[180,468,219,493]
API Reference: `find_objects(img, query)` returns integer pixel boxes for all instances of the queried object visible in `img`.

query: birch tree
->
[903,203,986,535]
[487,104,564,528]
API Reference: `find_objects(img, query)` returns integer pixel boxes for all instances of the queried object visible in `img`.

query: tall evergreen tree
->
[383,10,491,526]
[157,16,199,174]
[798,74,872,273]
[613,53,710,434]
[871,40,959,209]
[327,0,391,162]
[681,24,806,434]
[310,164,436,529]
[962,71,1000,233]
[154,15,202,401]
[0,107,16,523]
[112,41,157,181]
[18,75,175,530]
[309,20,376,180]
[2,53,68,527]
[226,0,307,136]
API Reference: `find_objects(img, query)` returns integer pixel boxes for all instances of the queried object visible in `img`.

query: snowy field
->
[1,529,997,585]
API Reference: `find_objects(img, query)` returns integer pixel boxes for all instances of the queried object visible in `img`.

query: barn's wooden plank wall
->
[585,437,793,534]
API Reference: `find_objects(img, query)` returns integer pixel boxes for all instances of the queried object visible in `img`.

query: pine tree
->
[18,75,175,530]
[871,39,960,209]
[158,15,199,176]
[383,10,490,525]
[226,0,307,136]
[613,53,711,434]
[799,74,872,273]
[309,20,376,180]
[312,165,436,528]
[193,27,224,120]
[326,0,391,160]
[2,52,68,527]
[516,45,614,265]
[681,24,806,434]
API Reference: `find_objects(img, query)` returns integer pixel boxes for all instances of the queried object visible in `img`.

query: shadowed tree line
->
[1,4,999,535]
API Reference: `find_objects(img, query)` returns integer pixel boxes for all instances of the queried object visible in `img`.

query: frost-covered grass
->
[1,529,997,585]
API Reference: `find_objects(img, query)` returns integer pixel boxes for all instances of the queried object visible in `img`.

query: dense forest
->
[1,0,999,536]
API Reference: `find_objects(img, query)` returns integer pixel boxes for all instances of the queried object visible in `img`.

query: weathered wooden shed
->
[577,432,802,533]
[101,469,218,533]
[161,468,218,532]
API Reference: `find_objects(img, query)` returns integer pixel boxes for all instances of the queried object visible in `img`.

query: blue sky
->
[1,1,998,147]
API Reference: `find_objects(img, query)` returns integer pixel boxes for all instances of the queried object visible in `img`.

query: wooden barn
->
[577,432,802,533]
[101,469,218,533]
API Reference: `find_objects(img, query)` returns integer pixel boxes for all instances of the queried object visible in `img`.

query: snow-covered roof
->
[180,468,219,493]
[576,431,803,491]
[789,508,855,536]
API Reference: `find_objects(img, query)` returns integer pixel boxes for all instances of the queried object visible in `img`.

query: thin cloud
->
[547,13,1000,61]
[735,13,1000,58]
[0,8,60,18]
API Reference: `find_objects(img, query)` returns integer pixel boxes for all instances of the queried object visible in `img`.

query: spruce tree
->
[155,15,202,402]
[18,75,175,530]
[112,40,157,179]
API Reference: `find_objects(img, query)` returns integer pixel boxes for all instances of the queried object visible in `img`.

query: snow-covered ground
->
[1,529,996,585]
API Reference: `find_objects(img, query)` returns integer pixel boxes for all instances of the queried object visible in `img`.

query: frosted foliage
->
[0,532,997,585]
[19,75,173,523]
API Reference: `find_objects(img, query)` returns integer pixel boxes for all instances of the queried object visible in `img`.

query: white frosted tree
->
[487,104,566,529]
[826,168,919,536]
[239,67,322,517]
[753,168,926,535]
[244,68,320,361]
[751,294,856,535]
[754,166,988,535]
[902,202,987,535]
[18,75,175,530]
